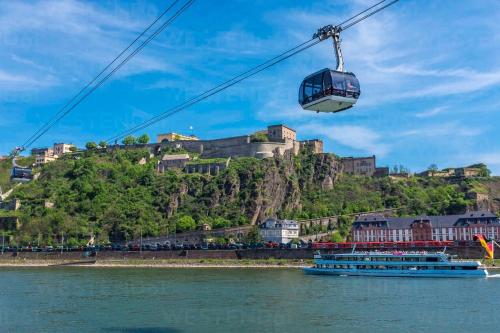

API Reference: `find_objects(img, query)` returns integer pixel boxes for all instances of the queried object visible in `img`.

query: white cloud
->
[0,0,183,98]
[0,69,58,91]
[297,122,390,156]
[397,121,484,139]
[415,106,449,118]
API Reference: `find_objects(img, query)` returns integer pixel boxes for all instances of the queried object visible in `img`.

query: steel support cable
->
[25,0,195,149]
[105,1,400,143]
[341,0,399,31]
[21,0,182,149]
[336,0,388,28]
[23,0,195,149]
[106,38,321,143]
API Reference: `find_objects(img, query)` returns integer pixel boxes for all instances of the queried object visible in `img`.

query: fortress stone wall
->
[150,135,304,159]
[110,124,322,160]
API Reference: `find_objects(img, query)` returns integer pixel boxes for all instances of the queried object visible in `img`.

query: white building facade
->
[259,218,299,244]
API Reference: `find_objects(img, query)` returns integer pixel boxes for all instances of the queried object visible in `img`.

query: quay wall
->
[0,246,494,261]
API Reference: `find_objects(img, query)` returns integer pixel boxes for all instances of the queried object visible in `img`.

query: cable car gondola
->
[10,166,33,182]
[10,147,33,183]
[299,25,360,113]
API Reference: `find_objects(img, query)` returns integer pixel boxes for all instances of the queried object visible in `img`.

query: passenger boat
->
[304,251,488,278]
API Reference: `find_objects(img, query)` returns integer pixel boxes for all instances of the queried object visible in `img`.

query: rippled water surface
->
[1,267,499,333]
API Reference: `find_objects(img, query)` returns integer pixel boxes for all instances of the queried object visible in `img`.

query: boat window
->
[462,266,476,270]
[426,257,439,262]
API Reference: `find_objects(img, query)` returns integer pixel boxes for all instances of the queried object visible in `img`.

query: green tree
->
[250,132,269,142]
[137,134,150,144]
[85,142,98,150]
[244,226,261,243]
[98,141,108,149]
[330,231,344,242]
[69,146,77,153]
[428,164,438,176]
[122,135,136,146]
[176,215,196,231]
[213,217,231,229]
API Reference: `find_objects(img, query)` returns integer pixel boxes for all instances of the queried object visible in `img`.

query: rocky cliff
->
[162,151,343,225]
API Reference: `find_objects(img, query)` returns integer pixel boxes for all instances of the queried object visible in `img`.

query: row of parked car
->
[119,241,313,251]
[0,245,112,253]
[1,241,313,253]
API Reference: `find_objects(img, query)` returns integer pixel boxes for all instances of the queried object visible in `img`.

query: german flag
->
[473,234,494,259]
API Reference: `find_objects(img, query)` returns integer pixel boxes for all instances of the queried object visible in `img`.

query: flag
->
[473,234,494,259]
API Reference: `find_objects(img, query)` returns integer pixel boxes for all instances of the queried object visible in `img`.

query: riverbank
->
[1,258,499,269]
[0,258,312,268]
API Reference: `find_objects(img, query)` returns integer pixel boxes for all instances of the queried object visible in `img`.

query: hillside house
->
[157,154,190,172]
[259,218,299,244]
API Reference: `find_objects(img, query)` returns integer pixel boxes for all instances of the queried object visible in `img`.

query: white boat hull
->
[304,267,488,278]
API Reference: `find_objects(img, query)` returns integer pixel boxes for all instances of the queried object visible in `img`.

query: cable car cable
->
[106,0,399,143]
[336,0,388,28]
[106,38,320,143]
[341,0,399,31]
[21,0,183,149]
[24,0,195,149]
[22,0,195,150]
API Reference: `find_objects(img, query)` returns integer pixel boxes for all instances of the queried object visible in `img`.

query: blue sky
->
[1,0,500,173]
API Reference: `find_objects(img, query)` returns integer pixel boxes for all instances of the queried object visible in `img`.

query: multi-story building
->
[35,155,57,166]
[299,139,324,154]
[351,211,500,242]
[53,143,74,157]
[259,218,299,244]
[32,147,55,166]
[342,156,376,176]
[32,144,73,166]
[157,154,190,172]
[31,147,53,156]
[267,124,297,142]
[157,133,199,143]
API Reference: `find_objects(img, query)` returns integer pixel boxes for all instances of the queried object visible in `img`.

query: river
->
[0,267,499,332]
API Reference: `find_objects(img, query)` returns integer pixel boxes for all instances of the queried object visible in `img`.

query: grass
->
[186,158,228,165]
[0,257,314,267]
[0,158,13,193]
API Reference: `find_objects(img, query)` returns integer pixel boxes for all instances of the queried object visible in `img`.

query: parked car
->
[265,241,279,249]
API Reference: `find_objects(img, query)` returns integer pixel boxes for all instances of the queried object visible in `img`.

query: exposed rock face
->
[163,152,342,224]
[322,176,334,190]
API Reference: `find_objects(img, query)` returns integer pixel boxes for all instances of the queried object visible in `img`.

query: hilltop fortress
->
[146,124,323,159]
